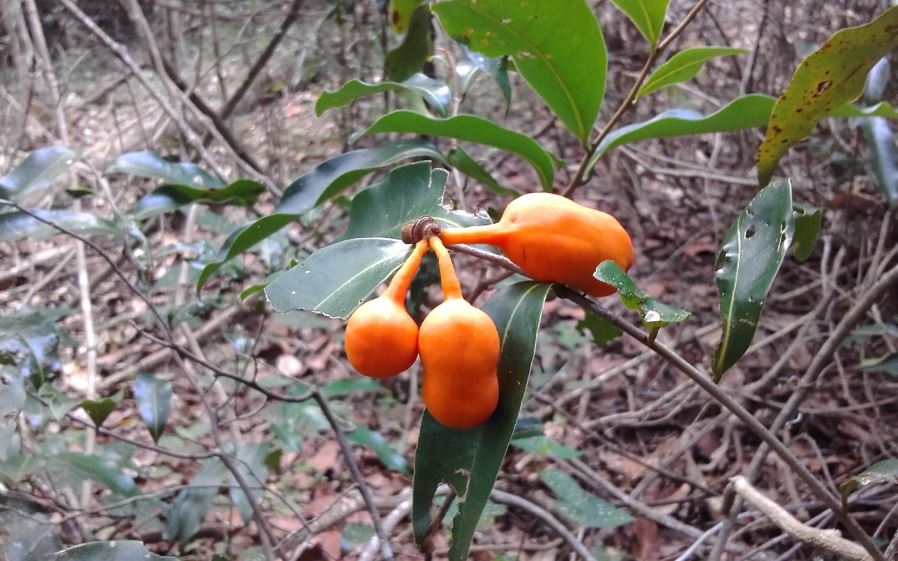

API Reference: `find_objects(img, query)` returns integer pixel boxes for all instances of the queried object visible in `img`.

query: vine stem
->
[562,0,710,197]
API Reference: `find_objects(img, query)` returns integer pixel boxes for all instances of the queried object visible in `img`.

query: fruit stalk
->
[384,240,428,302]
[428,237,462,300]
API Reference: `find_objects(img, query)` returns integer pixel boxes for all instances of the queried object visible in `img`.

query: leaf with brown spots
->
[756,5,898,185]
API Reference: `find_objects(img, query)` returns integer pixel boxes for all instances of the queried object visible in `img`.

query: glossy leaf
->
[609,0,670,46]
[80,391,124,428]
[840,458,898,498]
[637,46,746,98]
[863,57,890,104]
[348,427,410,474]
[447,146,518,196]
[576,311,621,346]
[540,469,632,528]
[433,0,606,142]
[316,75,451,116]
[594,261,690,332]
[164,459,229,548]
[0,146,78,205]
[363,111,554,189]
[860,117,898,206]
[51,452,138,497]
[277,139,444,214]
[133,373,172,443]
[54,541,178,561]
[389,0,425,32]
[133,179,265,219]
[0,209,120,241]
[713,179,795,379]
[460,47,512,110]
[756,5,898,185]
[107,150,223,187]
[412,282,550,561]
[265,238,411,318]
[791,204,822,261]
[385,4,432,81]
[588,94,776,172]
[827,100,898,118]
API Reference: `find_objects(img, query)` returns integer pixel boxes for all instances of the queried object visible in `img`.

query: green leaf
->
[362,111,554,189]
[713,179,795,379]
[265,238,412,318]
[348,427,410,474]
[512,435,580,458]
[0,209,120,241]
[594,261,690,332]
[0,307,68,388]
[133,373,172,443]
[412,281,550,561]
[433,0,606,142]
[228,443,269,523]
[756,5,898,185]
[320,377,385,397]
[791,204,822,261]
[53,541,178,561]
[637,46,746,98]
[389,0,425,32]
[859,353,898,377]
[840,458,898,498]
[609,0,669,46]
[447,146,518,196]
[863,57,890,104]
[588,94,775,171]
[164,459,229,548]
[277,139,444,214]
[827,100,898,118]
[0,146,78,205]
[80,391,124,428]
[197,213,296,290]
[316,75,451,117]
[860,117,898,206]
[51,452,138,497]
[460,47,512,110]
[576,311,622,346]
[107,150,223,188]
[540,469,632,528]
[385,4,432,81]
[133,179,265,219]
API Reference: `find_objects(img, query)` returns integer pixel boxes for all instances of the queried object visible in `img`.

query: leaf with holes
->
[133,373,172,443]
[0,146,78,205]
[637,46,746,98]
[713,179,795,379]
[756,5,898,185]
[609,0,670,46]
[594,261,690,332]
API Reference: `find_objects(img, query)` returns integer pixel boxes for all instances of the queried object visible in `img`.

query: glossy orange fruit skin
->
[440,193,634,297]
[345,297,419,378]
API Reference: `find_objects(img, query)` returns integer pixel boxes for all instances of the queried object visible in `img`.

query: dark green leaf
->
[133,179,265,219]
[348,427,410,474]
[713,179,795,379]
[860,117,898,206]
[228,443,269,523]
[860,353,898,376]
[791,203,822,261]
[265,238,411,318]
[588,94,775,171]
[37,384,79,421]
[827,100,898,119]
[412,282,550,561]
[277,139,444,214]
[594,261,690,331]
[316,75,451,116]
[362,111,554,189]
[609,0,669,46]
[54,541,178,561]
[264,448,283,473]
[51,452,138,497]
[576,311,622,346]
[512,435,580,458]
[197,213,296,290]
[107,150,223,188]
[840,458,898,498]
[320,377,385,397]
[757,5,898,185]
[389,0,425,32]
[164,459,228,548]
[447,146,518,196]
[133,373,172,443]
[0,307,68,387]
[0,209,120,241]
[540,469,632,528]
[0,146,78,205]
[637,46,746,98]
[342,522,375,550]
[384,4,432,81]
[460,47,512,110]
[433,0,606,142]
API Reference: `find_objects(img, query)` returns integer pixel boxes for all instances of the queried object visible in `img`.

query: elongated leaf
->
[713,179,795,379]
[860,117,898,206]
[54,541,178,561]
[860,353,898,377]
[610,0,670,46]
[460,47,512,110]
[433,0,606,142]
[841,458,898,498]
[385,4,432,81]
[316,75,451,116]
[197,213,296,290]
[540,469,632,528]
[588,94,776,172]
[863,57,891,104]
[266,238,411,318]
[412,282,550,561]
[791,204,822,261]
[0,146,78,205]
[107,150,223,188]
[164,459,229,548]
[228,443,269,523]
[577,311,622,346]
[0,209,120,241]
[363,111,555,189]
[637,46,746,98]
[51,452,138,497]
[447,146,518,196]
[389,0,425,32]
[827,100,898,118]
[133,373,172,443]
[594,261,690,333]
[757,5,898,185]
[133,179,265,219]
[80,391,124,428]
[276,139,444,214]
[348,428,410,474]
